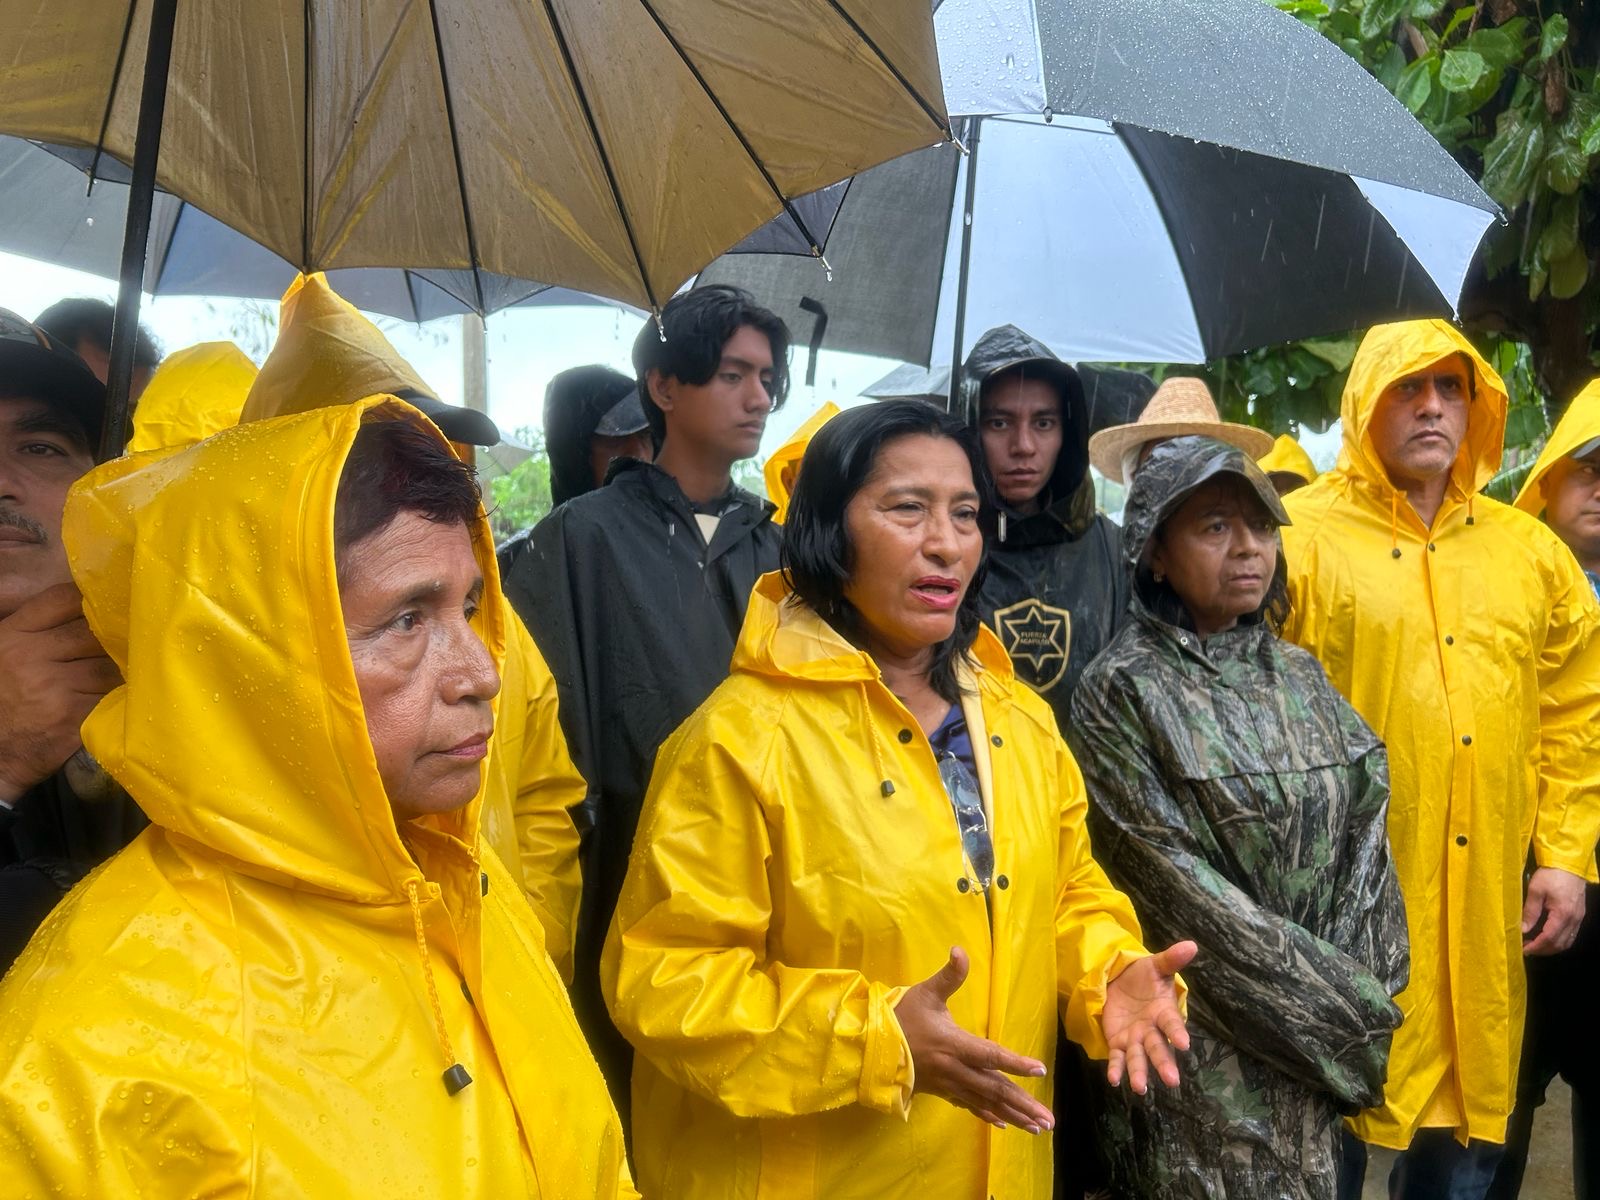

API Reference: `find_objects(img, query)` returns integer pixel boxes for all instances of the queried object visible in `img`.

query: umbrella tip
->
[653,310,666,342]
[950,135,970,157]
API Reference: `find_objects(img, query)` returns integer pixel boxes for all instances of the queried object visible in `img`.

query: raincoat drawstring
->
[860,682,896,797]
[1388,490,1402,559]
[406,880,473,1096]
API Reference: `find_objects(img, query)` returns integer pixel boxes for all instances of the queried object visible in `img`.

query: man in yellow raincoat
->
[0,398,633,1196]
[1281,320,1600,1198]
[1489,379,1600,1198]
[240,273,588,978]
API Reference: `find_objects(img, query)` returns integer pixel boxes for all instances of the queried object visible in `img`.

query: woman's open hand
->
[1102,940,1195,1094]
[895,947,1054,1133]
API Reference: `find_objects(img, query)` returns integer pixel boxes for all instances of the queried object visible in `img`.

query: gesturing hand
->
[1101,940,1195,1095]
[895,947,1054,1133]
[1523,867,1587,956]
[0,583,120,804]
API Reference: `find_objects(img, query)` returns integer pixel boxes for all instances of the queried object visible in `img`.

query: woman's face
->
[1149,476,1278,638]
[340,511,500,820]
[842,433,983,662]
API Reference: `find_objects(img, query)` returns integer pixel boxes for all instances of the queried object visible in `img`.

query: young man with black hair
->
[33,298,162,403]
[499,284,789,1107]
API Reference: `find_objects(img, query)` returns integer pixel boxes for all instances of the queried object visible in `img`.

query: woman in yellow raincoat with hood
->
[0,398,633,1197]
[605,399,1192,1199]
[238,272,588,979]
[1280,320,1600,1192]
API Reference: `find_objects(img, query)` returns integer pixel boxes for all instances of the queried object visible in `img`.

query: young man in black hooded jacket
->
[962,324,1133,718]
[499,285,788,1114]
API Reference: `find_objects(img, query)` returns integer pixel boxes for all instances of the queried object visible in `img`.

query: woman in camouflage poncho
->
[1069,436,1408,1199]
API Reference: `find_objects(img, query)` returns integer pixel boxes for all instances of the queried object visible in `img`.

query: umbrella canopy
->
[700,0,1498,369]
[0,1,948,313]
[0,135,630,322]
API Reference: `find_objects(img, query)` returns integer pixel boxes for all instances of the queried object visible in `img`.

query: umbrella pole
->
[101,0,179,462]
[946,118,981,415]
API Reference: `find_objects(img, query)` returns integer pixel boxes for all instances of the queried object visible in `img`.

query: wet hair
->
[1142,474,1290,634]
[33,298,162,367]
[782,400,991,705]
[333,409,481,579]
[632,285,791,450]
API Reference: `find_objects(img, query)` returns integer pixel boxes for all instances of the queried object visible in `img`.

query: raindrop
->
[1004,53,1015,70]
[1042,106,1054,124]
[85,217,94,228]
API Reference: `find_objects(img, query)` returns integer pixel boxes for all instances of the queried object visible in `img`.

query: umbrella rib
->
[88,0,141,191]
[301,0,313,270]
[424,0,488,315]
[817,0,949,137]
[629,0,827,257]
[538,0,658,312]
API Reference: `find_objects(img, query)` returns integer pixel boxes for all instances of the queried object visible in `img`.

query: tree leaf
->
[1301,337,1359,372]
[1466,20,1530,71]
[1542,137,1588,195]
[1538,194,1581,262]
[1581,111,1600,156]
[1537,14,1569,64]
[1482,107,1548,208]
[1360,0,1408,42]
[1441,5,1475,43]
[1395,57,1434,114]
[1440,49,1487,94]
[1549,245,1588,300]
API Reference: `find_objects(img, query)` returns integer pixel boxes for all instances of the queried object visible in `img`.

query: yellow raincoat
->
[1281,320,1600,1148]
[126,340,258,453]
[0,399,633,1197]
[1258,432,1319,488]
[242,272,586,976]
[762,401,840,522]
[1514,378,1600,518]
[604,573,1156,1198]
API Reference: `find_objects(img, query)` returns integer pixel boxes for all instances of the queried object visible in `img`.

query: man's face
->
[1544,450,1600,562]
[73,339,152,401]
[0,397,95,619]
[979,376,1064,514]
[649,325,776,465]
[1368,354,1472,492]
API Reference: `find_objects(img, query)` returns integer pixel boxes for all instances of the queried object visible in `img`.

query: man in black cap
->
[543,365,655,509]
[0,308,136,970]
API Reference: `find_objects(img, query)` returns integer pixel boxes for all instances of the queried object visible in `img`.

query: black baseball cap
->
[0,307,105,446]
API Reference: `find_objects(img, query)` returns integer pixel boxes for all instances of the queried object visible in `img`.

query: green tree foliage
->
[486,428,551,542]
[1200,0,1598,491]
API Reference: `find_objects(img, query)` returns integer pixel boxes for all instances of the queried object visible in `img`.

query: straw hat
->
[1088,376,1274,483]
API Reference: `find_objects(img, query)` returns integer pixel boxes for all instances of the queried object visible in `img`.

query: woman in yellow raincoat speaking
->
[0,399,632,1197]
[603,399,1192,1199]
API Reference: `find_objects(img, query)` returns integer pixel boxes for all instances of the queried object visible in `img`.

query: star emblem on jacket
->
[993,599,1072,692]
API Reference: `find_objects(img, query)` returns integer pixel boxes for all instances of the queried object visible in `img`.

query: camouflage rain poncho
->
[1068,437,1408,1200]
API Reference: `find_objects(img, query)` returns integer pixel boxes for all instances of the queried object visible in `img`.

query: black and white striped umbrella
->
[703,0,1499,372]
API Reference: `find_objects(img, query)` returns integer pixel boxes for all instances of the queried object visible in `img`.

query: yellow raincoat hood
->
[241,272,434,423]
[762,400,840,522]
[1257,432,1319,486]
[0,400,632,1197]
[605,573,1151,1199]
[1514,378,1600,517]
[1282,320,1600,1148]
[126,340,258,454]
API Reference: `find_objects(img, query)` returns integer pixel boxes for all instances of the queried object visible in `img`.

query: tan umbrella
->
[0,0,949,453]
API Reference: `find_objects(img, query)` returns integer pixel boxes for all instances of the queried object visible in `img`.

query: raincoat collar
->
[610,457,776,541]
[65,397,506,905]
[1513,378,1600,518]
[735,572,1012,698]
[1334,320,1507,519]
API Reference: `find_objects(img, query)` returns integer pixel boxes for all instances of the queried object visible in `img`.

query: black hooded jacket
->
[498,458,781,1104]
[543,365,638,508]
[961,325,1130,725]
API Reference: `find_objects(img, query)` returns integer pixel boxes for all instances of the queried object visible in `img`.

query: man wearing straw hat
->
[1088,375,1274,488]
